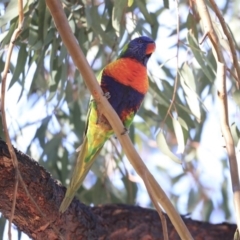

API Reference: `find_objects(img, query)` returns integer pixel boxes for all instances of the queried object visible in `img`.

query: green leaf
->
[0,215,6,240]
[38,0,49,43]
[129,124,135,144]
[69,101,84,140]
[58,148,69,181]
[172,118,185,154]
[230,123,239,146]
[177,117,188,131]
[43,28,55,46]
[0,30,9,43]
[85,6,113,46]
[128,0,134,7]
[149,81,169,107]
[0,0,19,27]
[163,0,169,9]
[0,20,17,46]
[187,13,198,41]
[58,44,68,66]
[179,63,201,121]
[171,173,185,185]
[187,31,215,83]
[112,0,127,34]
[202,199,213,221]
[136,1,154,25]
[234,229,240,240]
[232,90,240,107]
[33,116,52,149]
[8,43,28,89]
[221,179,231,219]
[175,103,195,129]
[156,132,181,164]
[40,134,62,162]
[122,175,137,204]
[187,188,200,212]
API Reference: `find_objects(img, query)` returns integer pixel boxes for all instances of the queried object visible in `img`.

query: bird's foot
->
[113,128,129,139]
[90,92,110,103]
[104,92,111,99]
[121,127,129,135]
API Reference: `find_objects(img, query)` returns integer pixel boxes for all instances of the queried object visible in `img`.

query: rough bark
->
[0,139,236,239]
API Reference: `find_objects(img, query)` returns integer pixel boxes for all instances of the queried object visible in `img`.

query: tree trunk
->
[0,139,236,239]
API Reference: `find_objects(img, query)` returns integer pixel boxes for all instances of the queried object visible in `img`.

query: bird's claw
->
[113,128,129,139]
[90,92,111,103]
[121,127,129,135]
[104,92,111,99]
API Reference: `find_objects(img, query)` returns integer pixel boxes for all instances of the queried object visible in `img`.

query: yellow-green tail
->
[59,137,102,213]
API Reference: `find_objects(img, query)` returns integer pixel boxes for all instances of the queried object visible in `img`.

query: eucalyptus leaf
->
[232,90,240,107]
[187,31,215,83]
[163,0,169,9]
[8,43,28,89]
[179,63,201,121]
[172,118,185,154]
[156,132,181,164]
[112,0,127,34]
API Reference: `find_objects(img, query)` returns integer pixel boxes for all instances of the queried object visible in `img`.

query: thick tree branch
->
[0,139,236,239]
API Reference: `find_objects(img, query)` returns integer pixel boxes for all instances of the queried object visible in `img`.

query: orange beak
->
[146,42,156,54]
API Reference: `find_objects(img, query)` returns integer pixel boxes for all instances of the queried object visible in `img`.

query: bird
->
[59,36,156,213]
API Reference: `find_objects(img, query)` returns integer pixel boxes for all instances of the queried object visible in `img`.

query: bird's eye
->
[138,39,143,43]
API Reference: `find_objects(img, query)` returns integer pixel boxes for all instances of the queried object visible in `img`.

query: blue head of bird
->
[119,36,156,66]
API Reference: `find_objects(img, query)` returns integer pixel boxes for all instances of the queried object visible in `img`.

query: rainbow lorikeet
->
[59,36,156,212]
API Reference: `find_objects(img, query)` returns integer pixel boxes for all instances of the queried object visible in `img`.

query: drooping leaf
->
[128,0,134,7]
[172,118,185,154]
[187,188,201,212]
[0,214,6,240]
[202,199,214,221]
[33,116,52,149]
[156,131,181,164]
[136,1,154,25]
[112,0,128,34]
[179,63,202,121]
[163,0,169,9]
[39,133,62,163]
[232,90,240,107]
[8,43,28,89]
[0,0,19,27]
[230,123,240,146]
[187,31,215,83]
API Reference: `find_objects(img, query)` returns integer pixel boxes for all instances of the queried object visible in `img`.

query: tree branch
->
[0,139,236,239]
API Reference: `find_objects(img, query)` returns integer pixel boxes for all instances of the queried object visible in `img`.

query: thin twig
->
[46,0,193,239]
[195,0,240,232]
[163,0,180,124]
[208,0,240,88]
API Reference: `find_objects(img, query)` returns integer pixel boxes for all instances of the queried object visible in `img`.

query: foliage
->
[0,0,240,237]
